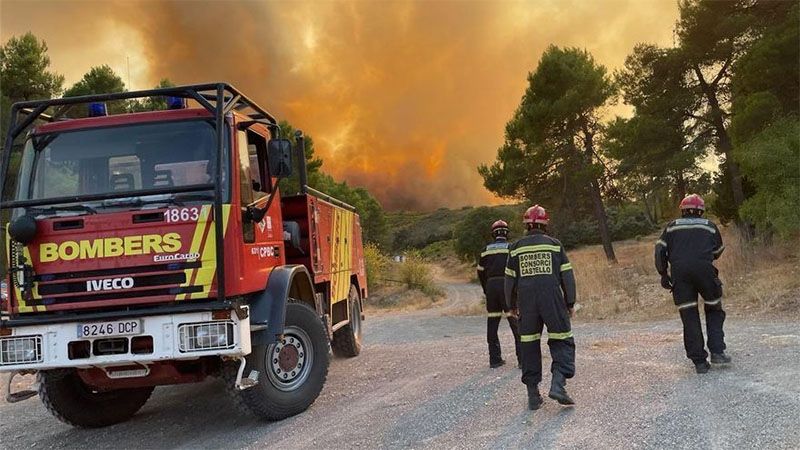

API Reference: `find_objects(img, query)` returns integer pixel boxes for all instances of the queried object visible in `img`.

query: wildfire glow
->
[0,0,679,210]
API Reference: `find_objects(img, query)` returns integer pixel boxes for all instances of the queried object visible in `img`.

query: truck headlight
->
[0,281,8,301]
[178,322,234,352]
[0,335,43,365]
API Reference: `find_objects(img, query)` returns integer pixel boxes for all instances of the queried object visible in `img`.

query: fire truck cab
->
[0,83,366,427]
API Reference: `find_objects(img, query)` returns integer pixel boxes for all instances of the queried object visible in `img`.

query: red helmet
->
[523,205,549,225]
[491,220,509,237]
[491,220,508,232]
[679,194,705,211]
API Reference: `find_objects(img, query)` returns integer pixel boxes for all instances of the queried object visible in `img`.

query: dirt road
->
[1,280,798,449]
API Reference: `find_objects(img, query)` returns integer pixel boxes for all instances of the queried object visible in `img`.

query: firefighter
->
[655,194,730,374]
[505,205,576,410]
[478,220,521,368]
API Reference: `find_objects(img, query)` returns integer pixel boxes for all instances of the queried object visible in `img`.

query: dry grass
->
[365,252,445,312]
[364,284,442,313]
[569,227,800,321]
[715,229,800,315]
[398,253,445,297]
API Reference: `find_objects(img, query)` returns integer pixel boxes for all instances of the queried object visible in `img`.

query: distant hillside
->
[387,202,658,263]
[387,205,521,253]
[387,207,470,252]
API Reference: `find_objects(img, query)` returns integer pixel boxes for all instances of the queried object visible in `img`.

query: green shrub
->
[419,239,455,261]
[399,252,443,298]
[550,204,658,249]
[453,204,525,262]
[363,243,390,291]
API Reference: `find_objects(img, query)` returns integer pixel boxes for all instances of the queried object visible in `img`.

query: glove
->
[660,274,673,291]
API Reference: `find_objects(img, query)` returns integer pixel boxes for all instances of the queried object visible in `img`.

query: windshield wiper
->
[28,204,97,216]
[102,196,183,209]
[101,192,214,209]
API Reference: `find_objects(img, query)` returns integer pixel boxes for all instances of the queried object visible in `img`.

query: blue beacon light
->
[87,102,107,117]
[167,96,187,109]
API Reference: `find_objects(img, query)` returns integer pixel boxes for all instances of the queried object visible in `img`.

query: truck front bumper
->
[0,311,252,371]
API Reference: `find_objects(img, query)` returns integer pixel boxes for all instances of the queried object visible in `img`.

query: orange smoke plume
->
[1,0,678,210]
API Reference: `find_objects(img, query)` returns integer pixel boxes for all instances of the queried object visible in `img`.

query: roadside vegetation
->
[363,245,443,311]
[570,226,799,321]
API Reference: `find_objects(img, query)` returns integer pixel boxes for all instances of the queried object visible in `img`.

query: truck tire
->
[37,369,153,428]
[332,284,363,357]
[229,302,329,420]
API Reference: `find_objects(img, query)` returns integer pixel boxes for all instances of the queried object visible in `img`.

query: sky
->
[0,0,679,211]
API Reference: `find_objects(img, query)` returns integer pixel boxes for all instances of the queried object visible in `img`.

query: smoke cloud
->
[1,0,678,210]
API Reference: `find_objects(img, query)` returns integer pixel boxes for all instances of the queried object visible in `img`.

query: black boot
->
[710,352,731,364]
[490,359,506,369]
[695,360,711,373]
[548,372,575,405]
[527,385,543,410]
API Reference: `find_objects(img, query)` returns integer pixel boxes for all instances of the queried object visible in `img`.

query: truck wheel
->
[230,302,329,420]
[332,284,363,357]
[37,370,153,428]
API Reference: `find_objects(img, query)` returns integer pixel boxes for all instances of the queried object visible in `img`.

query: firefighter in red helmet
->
[505,205,577,410]
[655,194,730,374]
[477,220,521,368]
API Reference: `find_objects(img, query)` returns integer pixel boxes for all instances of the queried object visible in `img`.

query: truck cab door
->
[236,128,284,292]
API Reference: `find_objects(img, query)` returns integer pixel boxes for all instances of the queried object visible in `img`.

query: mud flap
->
[249,265,315,346]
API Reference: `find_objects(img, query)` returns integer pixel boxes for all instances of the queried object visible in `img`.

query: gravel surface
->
[1,280,798,449]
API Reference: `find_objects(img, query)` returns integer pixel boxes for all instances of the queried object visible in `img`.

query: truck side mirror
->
[267,139,293,179]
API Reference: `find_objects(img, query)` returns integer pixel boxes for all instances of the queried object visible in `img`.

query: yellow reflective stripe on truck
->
[330,208,355,304]
[189,205,231,300]
[177,205,211,301]
[5,227,36,313]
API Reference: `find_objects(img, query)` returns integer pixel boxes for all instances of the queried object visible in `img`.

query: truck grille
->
[28,261,205,308]
[37,273,186,296]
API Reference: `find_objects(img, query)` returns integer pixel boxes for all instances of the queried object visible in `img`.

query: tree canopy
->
[63,65,128,115]
[608,0,798,237]
[0,32,64,137]
[729,1,800,237]
[480,46,618,260]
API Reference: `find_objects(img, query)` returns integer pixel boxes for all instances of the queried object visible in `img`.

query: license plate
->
[77,320,143,338]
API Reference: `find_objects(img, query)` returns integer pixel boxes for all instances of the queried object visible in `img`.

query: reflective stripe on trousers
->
[520,330,573,342]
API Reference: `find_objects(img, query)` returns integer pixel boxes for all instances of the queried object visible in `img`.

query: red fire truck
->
[0,83,367,427]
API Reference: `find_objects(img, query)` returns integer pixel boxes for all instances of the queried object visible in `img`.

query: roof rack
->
[7,82,278,132]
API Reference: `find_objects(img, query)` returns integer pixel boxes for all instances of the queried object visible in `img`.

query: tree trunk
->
[693,65,746,210]
[588,178,616,261]
[675,170,687,201]
[580,127,616,262]
[642,192,653,225]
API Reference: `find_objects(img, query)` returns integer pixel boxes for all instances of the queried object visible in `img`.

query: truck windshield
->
[14,120,228,203]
